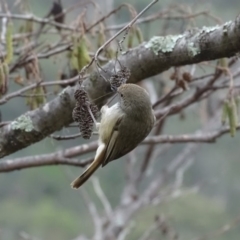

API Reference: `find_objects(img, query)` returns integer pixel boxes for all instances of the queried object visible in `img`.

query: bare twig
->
[80,0,159,73]
[0,75,80,105]
[81,188,103,240]
[192,215,240,240]
[50,133,82,140]
[92,177,113,219]
[0,12,74,31]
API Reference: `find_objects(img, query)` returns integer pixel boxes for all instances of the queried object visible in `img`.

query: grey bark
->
[0,17,240,158]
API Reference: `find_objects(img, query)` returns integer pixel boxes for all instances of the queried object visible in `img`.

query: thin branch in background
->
[92,177,113,219]
[134,110,224,214]
[94,0,159,60]
[0,123,239,173]
[144,144,172,179]
[125,150,137,183]
[19,92,53,98]
[106,7,220,31]
[86,5,126,33]
[138,100,170,183]
[138,222,159,240]
[155,67,225,119]
[80,0,159,74]
[174,157,194,189]
[144,125,240,144]
[0,12,74,31]
[152,85,178,109]
[50,133,82,141]
[117,221,136,240]
[138,215,177,240]
[0,75,81,105]
[192,215,240,240]
[66,123,79,128]
[19,231,42,240]
[81,188,103,240]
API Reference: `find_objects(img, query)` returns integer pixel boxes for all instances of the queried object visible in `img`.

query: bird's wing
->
[70,115,124,188]
[102,116,123,167]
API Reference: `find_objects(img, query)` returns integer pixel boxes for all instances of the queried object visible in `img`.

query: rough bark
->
[0,17,240,158]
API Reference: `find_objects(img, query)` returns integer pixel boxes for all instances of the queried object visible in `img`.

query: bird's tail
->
[70,144,106,189]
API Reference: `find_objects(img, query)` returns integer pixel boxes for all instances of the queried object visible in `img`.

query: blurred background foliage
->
[1,0,240,239]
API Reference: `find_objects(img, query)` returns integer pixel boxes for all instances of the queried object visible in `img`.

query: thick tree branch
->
[0,86,76,158]
[0,17,240,158]
[84,16,240,105]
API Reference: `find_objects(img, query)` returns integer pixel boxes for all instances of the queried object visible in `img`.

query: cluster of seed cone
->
[110,66,131,92]
[72,88,99,139]
[72,66,131,139]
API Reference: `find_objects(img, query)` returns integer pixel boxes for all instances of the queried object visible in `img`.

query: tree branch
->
[83,16,240,106]
[0,125,237,172]
[0,17,239,158]
[144,125,239,144]
[0,141,97,172]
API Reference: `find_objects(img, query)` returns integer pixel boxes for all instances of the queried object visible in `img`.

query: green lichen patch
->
[188,42,200,56]
[144,35,182,55]
[11,115,34,132]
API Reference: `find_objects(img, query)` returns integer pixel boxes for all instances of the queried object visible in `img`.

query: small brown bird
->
[71,83,156,189]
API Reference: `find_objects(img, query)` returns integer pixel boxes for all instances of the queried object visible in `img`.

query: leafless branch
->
[144,125,240,144]
[0,142,97,172]
[192,215,240,240]
[0,123,239,173]
[81,188,103,240]
[91,177,113,219]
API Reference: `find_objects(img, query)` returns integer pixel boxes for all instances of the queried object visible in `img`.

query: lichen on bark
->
[10,115,35,132]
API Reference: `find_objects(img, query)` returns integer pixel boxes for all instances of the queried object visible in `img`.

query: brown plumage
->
[71,83,156,189]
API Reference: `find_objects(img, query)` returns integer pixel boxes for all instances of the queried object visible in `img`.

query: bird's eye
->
[120,94,123,97]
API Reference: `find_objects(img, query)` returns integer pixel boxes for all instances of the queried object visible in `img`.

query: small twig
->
[19,92,53,98]
[106,9,214,31]
[50,133,82,140]
[0,12,74,31]
[174,157,194,189]
[92,177,113,219]
[86,5,125,33]
[81,188,103,240]
[138,222,159,240]
[117,221,136,240]
[80,0,159,74]
[155,68,224,119]
[94,0,159,61]
[192,215,240,240]
[152,86,178,109]
[19,231,41,240]
[50,132,98,141]
[0,75,81,105]
[87,104,99,127]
